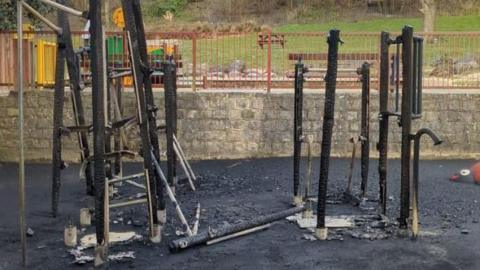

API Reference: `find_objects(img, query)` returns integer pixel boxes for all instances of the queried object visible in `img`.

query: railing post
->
[267,32,272,92]
[192,34,197,92]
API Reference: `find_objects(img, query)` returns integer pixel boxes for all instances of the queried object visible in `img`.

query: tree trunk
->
[421,0,436,33]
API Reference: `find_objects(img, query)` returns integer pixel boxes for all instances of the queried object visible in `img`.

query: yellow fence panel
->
[36,40,56,87]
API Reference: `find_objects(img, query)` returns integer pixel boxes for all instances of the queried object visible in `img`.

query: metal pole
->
[39,0,85,17]
[378,32,390,215]
[21,1,63,35]
[17,0,27,266]
[399,26,414,229]
[316,29,341,240]
[411,128,442,239]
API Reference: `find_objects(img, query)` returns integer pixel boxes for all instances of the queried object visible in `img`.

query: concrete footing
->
[94,243,108,267]
[80,208,91,226]
[315,227,328,240]
[157,209,167,225]
[293,196,303,207]
[150,224,162,243]
[64,225,77,247]
[302,209,313,219]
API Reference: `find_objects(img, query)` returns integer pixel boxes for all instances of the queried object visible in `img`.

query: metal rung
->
[109,172,145,184]
[110,198,147,209]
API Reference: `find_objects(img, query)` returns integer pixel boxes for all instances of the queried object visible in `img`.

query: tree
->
[0,0,50,30]
[420,0,436,32]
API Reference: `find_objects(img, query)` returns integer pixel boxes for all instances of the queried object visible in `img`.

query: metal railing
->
[1,30,479,89]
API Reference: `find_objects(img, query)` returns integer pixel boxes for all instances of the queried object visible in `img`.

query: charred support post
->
[121,1,160,229]
[378,32,391,215]
[131,0,166,219]
[163,61,178,191]
[89,0,108,264]
[358,62,370,198]
[399,26,414,229]
[169,206,304,253]
[62,11,93,196]
[51,10,67,217]
[293,59,305,205]
[316,29,341,240]
[412,128,442,239]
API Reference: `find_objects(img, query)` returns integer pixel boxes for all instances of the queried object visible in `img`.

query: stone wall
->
[0,89,478,162]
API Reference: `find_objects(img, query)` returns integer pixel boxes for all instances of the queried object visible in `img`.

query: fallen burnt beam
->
[169,206,304,253]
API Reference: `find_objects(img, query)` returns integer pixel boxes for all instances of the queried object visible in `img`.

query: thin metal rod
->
[108,172,145,184]
[346,137,358,194]
[109,198,147,209]
[412,128,442,239]
[206,223,271,245]
[173,135,196,180]
[17,0,27,266]
[22,1,62,35]
[151,150,193,236]
[173,143,196,191]
[39,0,84,17]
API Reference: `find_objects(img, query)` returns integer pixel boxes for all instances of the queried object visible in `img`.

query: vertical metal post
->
[316,29,341,240]
[293,59,304,204]
[192,35,197,91]
[17,0,27,266]
[378,32,390,215]
[359,62,370,198]
[399,26,414,228]
[267,32,272,92]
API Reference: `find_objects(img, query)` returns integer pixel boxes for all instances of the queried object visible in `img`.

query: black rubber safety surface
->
[0,158,479,269]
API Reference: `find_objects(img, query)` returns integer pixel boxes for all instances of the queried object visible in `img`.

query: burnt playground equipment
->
[291,27,442,240]
[378,26,443,234]
[25,0,198,266]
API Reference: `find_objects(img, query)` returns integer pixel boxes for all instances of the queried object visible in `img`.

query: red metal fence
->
[1,31,479,90]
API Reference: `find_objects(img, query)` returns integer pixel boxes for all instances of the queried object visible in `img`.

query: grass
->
[275,15,480,32]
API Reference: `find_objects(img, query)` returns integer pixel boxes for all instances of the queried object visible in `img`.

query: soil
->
[0,158,479,269]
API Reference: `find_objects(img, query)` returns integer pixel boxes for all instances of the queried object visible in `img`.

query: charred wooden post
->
[358,62,370,198]
[163,61,178,191]
[316,29,341,240]
[51,6,67,217]
[399,26,414,229]
[121,0,160,226]
[378,32,391,215]
[293,59,305,205]
[131,0,166,219]
[89,0,108,263]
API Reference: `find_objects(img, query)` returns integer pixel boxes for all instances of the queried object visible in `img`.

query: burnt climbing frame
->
[377,26,442,234]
